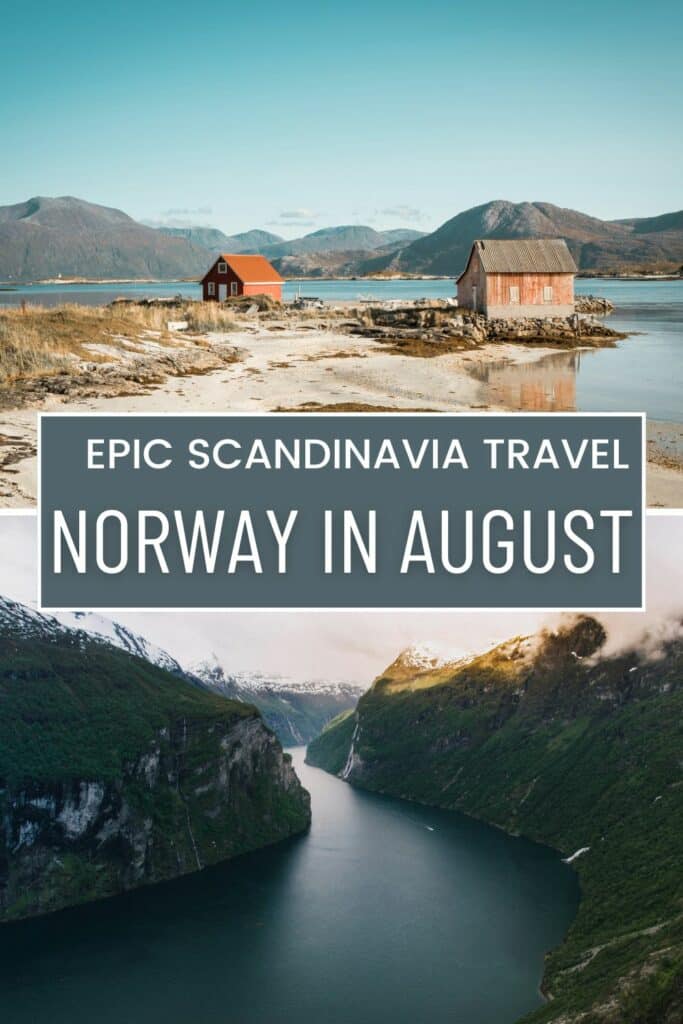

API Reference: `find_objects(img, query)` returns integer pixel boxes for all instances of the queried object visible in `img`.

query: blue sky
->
[2,0,681,236]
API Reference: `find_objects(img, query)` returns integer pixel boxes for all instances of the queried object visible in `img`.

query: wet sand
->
[0,324,680,508]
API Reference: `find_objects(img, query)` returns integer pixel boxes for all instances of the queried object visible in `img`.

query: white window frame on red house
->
[207,281,215,296]
[509,285,520,304]
[543,285,553,303]
[217,261,227,274]
[230,282,238,296]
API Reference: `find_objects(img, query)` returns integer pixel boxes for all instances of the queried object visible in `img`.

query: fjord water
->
[0,750,578,1024]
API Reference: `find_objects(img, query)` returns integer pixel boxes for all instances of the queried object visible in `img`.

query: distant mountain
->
[157,225,284,254]
[262,225,425,259]
[357,200,683,276]
[308,616,683,1024]
[2,195,680,282]
[0,196,210,282]
[190,654,363,746]
[380,228,426,244]
[613,209,683,237]
[269,249,386,279]
[157,224,424,262]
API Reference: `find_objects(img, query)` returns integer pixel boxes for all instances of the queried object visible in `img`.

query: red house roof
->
[203,253,284,284]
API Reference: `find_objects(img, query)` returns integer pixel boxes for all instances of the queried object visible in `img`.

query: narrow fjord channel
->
[0,750,578,1024]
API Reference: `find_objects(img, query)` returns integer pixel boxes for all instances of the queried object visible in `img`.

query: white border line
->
[34,410,648,614]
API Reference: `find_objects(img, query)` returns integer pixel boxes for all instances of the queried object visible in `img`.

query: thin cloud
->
[269,208,320,228]
[143,206,216,229]
[378,205,425,223]
[161,206,213,217]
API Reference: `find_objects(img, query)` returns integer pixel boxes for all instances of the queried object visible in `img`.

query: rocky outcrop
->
[348,301,623,348]
[0,714,310,923]
[575,294,615,315]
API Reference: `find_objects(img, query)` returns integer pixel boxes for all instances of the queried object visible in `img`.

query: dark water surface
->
[0,750,578,1024]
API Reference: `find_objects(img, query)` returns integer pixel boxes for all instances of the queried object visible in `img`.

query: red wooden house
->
[201,254,284,302]
[456,239,577,318]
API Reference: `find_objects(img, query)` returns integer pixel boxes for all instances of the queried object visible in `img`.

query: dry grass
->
[0,302,240,384]
[182,304,239,333]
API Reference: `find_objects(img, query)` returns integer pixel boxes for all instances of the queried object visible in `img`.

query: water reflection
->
[469,351,590,411]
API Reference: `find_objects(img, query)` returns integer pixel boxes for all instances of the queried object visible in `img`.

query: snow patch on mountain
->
[0,596,63,638]
[0,596,182,676]
[398,641,472,672]
[54,611,183,674]
[189,652,364,697]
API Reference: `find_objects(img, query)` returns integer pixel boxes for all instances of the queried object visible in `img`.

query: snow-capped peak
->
[187,654,364,697]
[0,595,63,638]
[0,595,182,676]
[398,641,469,671]
[54,611,183,675]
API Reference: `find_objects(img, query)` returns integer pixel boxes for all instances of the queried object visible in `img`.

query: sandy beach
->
[0,317,680,509]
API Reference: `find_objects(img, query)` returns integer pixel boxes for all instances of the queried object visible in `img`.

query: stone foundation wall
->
[485,304,575,319]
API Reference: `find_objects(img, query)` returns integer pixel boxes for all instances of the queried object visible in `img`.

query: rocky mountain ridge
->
[355,200,683,276]
[3,195,681,282]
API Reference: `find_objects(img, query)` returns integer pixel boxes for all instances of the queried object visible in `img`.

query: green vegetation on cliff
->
[0,617,253,786]
[0,599,311,922]
[307,618,683,1023]
[307,709,356,774]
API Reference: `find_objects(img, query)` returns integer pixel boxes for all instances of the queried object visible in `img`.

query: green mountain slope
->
[307,618,683,1023]
[0,598,310,922]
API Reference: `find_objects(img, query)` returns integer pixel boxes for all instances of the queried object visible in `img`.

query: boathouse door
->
[218,283,228,301]
[472,286,477,311]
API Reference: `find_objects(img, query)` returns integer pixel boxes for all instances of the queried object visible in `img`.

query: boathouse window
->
[543,285,553,302]
[231,282,238,296]
[509,286,520,304]
[218,261,227,274]
[207,281,215,296]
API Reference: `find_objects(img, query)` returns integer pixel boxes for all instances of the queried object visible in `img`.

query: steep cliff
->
[307,618,683,1023]
[0,599,310,922]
